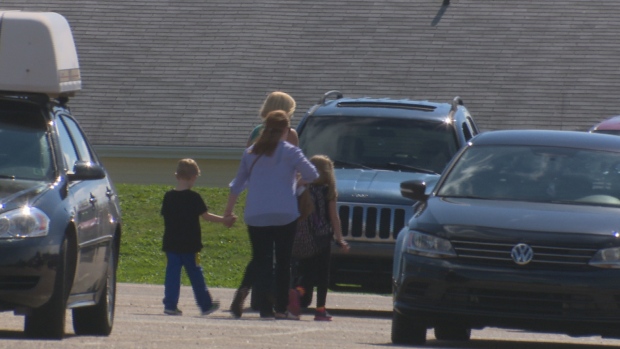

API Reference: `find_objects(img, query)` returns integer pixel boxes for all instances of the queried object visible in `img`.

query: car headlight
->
[0,207,50,238]
[590,247,620,268]
[404,230,456,258]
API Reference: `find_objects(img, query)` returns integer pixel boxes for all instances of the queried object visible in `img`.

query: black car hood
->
[336,168,439,205]
[0,179,49,211]
[420,197,620,237]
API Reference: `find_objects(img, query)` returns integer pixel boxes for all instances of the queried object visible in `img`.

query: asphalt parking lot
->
[0,283,394,349]
[0,283,620,349]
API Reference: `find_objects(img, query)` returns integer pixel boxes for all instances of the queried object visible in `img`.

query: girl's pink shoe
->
[314,310,332,321]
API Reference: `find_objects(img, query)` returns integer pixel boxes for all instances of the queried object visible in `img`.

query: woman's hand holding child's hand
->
[223,214,237,228]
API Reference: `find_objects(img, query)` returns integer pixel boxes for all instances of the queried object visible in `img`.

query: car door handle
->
[106,187,114,199]
[89,194,97,206]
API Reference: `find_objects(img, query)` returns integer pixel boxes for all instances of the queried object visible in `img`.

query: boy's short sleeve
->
[193,191,208,216]
[160,191,169,216]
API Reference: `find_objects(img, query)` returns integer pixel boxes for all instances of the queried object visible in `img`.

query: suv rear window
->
[300,115,459,174]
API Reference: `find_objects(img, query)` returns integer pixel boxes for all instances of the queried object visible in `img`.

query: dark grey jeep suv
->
[297,90,479,294]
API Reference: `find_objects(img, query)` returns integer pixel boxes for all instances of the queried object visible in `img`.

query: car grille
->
[451,239,597,269]
[338,204,407,241]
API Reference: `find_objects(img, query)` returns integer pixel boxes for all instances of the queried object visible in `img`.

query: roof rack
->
[318,90,343,105]
[337,101,436,112]
[451,96,464,112]
[0,91,50,103]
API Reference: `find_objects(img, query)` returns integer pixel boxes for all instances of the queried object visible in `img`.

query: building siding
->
[2,1,619,156]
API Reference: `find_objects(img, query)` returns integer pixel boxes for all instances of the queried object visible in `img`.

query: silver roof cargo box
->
[0,11,81,96]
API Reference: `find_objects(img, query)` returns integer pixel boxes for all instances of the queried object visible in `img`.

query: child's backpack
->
[292,185,333,259]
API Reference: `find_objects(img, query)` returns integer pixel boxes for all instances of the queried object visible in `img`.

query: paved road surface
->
[0,283,619,348]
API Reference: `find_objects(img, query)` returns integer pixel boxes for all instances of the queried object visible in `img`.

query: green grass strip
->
[116,184,249,288]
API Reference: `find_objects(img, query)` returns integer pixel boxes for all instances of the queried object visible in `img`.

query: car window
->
[0,100,53,180]
[461,122,473,141]
[300,115,459,174]
[462,117,478,141]
[59,115,94,163]
[466,116,478,135]
[56,117,79,171]
[592,130,620,136]
[438,145,620,206]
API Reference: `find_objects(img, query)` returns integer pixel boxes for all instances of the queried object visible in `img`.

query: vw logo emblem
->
[511,243,534,265]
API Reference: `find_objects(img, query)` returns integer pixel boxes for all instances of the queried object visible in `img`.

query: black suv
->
[297,90,479,293]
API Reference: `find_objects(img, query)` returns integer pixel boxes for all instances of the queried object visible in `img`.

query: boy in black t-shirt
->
[161,159,236,316]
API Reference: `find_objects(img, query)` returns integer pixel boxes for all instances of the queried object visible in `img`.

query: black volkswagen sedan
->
[392,130,620,345]
[0,92,121,339]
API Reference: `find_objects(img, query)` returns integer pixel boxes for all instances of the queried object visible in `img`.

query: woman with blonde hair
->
[246,91,299,147]
[225,110,318,320]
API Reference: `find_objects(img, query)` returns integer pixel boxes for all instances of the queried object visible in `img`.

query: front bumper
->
[0,237,61,311]
[394,253,620,336]
[330,241,393,291]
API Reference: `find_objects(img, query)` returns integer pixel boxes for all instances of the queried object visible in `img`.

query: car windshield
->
[438,145,620,207]
[299,115,458,174]
[592,130,620,136]
[0,100,53,181]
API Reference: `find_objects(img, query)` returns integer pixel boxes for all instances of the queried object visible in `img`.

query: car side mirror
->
[400,180,428,201]
[67,161,106,181]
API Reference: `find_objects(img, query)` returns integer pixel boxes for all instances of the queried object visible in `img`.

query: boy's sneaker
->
[230,287,249,318]
[275,311,300,320]
[201,301,220,316]
[314,310,332,321]
[164,308,183,316]
[287,288,301,316]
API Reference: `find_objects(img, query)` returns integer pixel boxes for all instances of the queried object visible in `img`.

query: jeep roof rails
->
[451,96,464,112]
[447,96,465,120]
[318,90,344,104]
[337,101,436,112]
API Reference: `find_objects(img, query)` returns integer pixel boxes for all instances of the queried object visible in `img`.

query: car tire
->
[391,311,426,345]
[73,239,117,335]
[434,323,471,341]
[24,237,69,339]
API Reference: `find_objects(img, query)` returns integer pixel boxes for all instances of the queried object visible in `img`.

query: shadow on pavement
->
[0,330,24,339]
[302,307,392,319]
